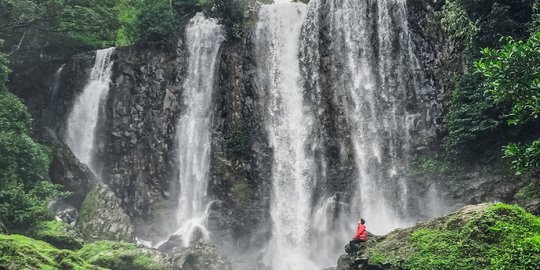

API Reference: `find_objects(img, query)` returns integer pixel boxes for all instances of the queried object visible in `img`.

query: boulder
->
[27,221,84,250]
[172,241,233,270]
[42,128,96,209]
[76,183,135,242]
[335,203,540,270]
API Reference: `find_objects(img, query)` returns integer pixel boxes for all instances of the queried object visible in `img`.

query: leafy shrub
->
[443,72,505,159]
[0,51,64,231]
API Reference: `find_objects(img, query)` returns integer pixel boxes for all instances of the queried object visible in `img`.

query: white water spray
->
[66,48,115,175]
[171,13,225,248]
[255,3,319,270]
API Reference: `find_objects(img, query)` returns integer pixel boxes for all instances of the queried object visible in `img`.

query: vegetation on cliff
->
[442,0,540,176]
[0,43,65,231]
[343,203,540,270]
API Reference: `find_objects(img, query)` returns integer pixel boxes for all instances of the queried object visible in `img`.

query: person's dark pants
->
[347,238,366,254]
[350,238,365,246]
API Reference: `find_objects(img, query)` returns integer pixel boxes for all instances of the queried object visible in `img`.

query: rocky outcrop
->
[172,241,233,270]
[40,128,96,208]
[98,46,182,224]
[76,183,135,242]
[335,203,540,270]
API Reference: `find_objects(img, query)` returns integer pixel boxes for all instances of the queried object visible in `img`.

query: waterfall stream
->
[66,48,115,175]
[253,0,445,269]
[171,13,225,248]
[255,3,319,269]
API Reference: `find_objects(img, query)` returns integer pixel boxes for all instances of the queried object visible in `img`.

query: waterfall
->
[66,48,115,175]
[49,64,65,102]
[255,3,319,269]
[250,0,444,268]
[171,13,224,248]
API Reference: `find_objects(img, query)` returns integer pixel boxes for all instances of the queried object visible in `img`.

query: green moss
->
[225,126,250,157]
[27,221,83,250]
[231,180,252,207]
[515,182,539,200]
[364,204,540,270]
[0,234,100,270]
[78,185,99,228]
[76,241,167,270]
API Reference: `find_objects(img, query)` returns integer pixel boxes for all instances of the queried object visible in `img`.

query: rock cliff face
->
[7,0,540,268]
[7,0,459,250]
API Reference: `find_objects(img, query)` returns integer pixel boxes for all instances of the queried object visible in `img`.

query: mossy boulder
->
[27,220,84,250]
[76,241,170,270]
[0,234,102,270]
[76,183,134,242]
[341,203,540,270]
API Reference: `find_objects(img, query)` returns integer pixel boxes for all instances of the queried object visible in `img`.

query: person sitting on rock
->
[345,219,368,255]
[350,219,367,245]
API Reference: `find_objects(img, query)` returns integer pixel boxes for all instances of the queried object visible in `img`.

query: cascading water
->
[66,48,115,175]
[169,13,224,248]
[254,2,319,269]
[252,0,447,269]
[49,64,65,102]
[326,0,421,234]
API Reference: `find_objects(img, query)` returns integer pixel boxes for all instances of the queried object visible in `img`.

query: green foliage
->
[76,241,166,270]
[0,0,120,48]
[365,204,540,269]
[408,155,455,176]
[27,221,84,250]
[504,140,540,174]
[225,126,250,156]
[0,39,8,92]
[406,204,540,270]
[515,181,539,200]
[136,0,179,48]
[0,92,66,231]
[115,1,140,46]
[206,0,246,39]
[476,33,540,125]
[531,0,540,33]
[231,180,252,206]
[440,0,478,54]
[443,72,505,159]
[441,0,534,58]
[475,32,540,173]
[0,234,101,270]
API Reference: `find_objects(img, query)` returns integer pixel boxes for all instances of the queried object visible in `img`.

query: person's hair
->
[360,219,365,224]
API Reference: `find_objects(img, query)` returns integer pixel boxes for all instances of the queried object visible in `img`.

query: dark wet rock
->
[172,241,233,270]
[76,183,135,242]
[41,128,96,208]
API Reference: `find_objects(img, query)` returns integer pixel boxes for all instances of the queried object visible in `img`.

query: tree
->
[0,43,64,231]
[476,32,540,173]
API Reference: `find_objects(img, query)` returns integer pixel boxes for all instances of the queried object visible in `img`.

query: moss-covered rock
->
[341,203,540,270]
[76,241,169,270]
[77,183,134,242]
[0,234,101,270]
[27,220,84,250]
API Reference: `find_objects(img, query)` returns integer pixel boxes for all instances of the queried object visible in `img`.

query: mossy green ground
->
[0,234,101,270]
[365,203,540,269]
[76,241,167,270]
[0,235,168,270]
[27,221,84,250]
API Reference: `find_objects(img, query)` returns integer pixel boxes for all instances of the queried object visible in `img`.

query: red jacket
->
[352,224,367,241]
